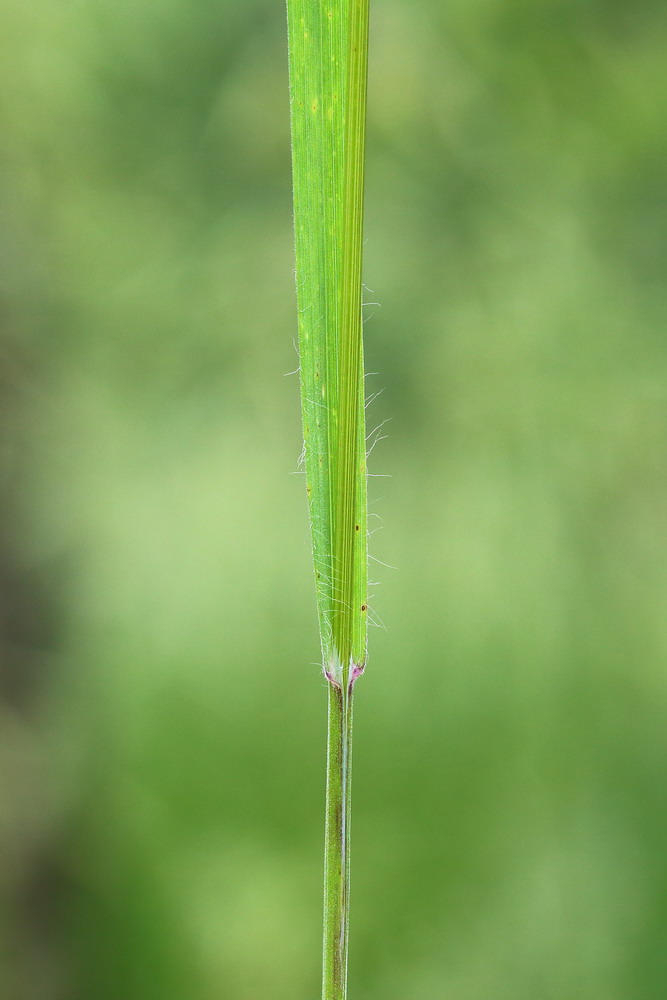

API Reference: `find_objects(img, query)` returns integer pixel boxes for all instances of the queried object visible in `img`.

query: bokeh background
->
[1,1,666,997]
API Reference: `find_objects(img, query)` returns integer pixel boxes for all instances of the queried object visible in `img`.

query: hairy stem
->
[286,1,370,996]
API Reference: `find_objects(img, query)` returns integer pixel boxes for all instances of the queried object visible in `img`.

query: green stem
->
[322,680,354,1000]
[286,2,369,995]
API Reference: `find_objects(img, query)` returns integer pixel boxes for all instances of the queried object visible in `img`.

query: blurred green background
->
[1,1,666,997]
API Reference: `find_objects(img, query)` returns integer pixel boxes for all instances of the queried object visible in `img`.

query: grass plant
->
[286,2,370,998]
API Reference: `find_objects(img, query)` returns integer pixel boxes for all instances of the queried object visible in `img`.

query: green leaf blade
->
[287,0,369,689]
